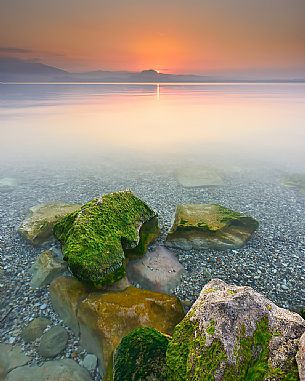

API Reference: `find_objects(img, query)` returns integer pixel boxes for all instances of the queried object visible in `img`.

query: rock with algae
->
[53,190,160,288]
[113,327,170,381]
[166,279,305,381]
[166,204,259,250]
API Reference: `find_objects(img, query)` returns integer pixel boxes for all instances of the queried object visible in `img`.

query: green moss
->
[166,315,299,381]
[113,327,170,381]
[53,191,160,287]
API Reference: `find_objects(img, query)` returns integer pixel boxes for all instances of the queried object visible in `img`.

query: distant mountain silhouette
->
[0,57,304,83]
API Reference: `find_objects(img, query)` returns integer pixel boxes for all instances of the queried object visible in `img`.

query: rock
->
[0,343,29,380]
[175,166,224,187]
[53,191,160,288]
[166,279,305,381]
[50,276,90,336]
[77,286,184,376]
[29,250,67,288]
[166,204,259,250]
[19,203,81,245]
[21,317,51,342]
[0,177,17,193]
[5,359,92,381]
[126,246,184,293]
[82,354,98,372]
[297,332,305,381]
[38,326,68,358]
[113,327,169,381]
[283,174,305,194]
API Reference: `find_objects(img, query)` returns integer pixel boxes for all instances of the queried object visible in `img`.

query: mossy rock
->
[113,327,170,381]
[166,204,259,250]
[166,279,305,381]
[53,191,160,287]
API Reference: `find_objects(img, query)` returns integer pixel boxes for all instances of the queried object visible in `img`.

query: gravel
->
[0,160,304,380]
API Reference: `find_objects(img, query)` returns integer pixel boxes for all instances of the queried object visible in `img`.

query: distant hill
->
[0,57,304,83]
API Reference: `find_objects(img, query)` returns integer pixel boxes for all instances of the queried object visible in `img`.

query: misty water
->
[0,83,304,322]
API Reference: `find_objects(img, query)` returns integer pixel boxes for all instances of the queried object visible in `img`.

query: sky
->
[0,0,305,76]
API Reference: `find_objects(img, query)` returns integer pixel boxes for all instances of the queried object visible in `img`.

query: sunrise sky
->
[0,0,305,76]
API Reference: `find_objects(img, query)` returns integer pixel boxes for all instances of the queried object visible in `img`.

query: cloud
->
[0,47,33,54]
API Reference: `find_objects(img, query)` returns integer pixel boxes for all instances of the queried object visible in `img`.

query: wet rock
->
[297,332,305,381]
[5,359,92,381]
[38,326,68,358]
[21,317,51,342]
[53,191,160,288]
[19,203,81,245]
[113,327,169,381]
[50,276,90,336]
[30,250,67,288]
[126,246,184,293]
[77,286,184,376]
[0,178,17,193]
[166,279,305,380]
[166,204,259,250]
[175,166,224,187]
[82,354,98,372]
[0,343,29,380]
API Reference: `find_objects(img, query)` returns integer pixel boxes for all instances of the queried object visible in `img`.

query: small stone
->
[82,354,97,372]
[38,326,68,358]
[40,303,47,310]
[21,317,51,342]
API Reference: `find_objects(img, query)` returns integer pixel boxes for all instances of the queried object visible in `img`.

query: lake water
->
[1,83,305,172]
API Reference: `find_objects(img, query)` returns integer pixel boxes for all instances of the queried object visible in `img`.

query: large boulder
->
[175,166,224,188]
[126,246,184,294]
[166,204,259,250]
[19,203,81,245]
[30,250,67,288]
[53,191,160,287]
[0,344,29,380]
[50,276,90,336]
[166,279,305,381]
[5,359,92,381]
[77,286,184,376]
[113,327,170,381]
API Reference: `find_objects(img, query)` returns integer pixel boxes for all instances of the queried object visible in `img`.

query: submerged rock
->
[19,203,81,245]
[113,327,169,381]
[0,343,29,380]
[21,317,51,342]
[5,359,92,381]
[82,354,98,373]
[166,204,259,250]
[30,250,67,288]
[126,246,184,294]
[283,174,305,194]
[175,166,224,188]
[166,279,305,381]
[0,177,17,193]
[38,326,68,358]
[77,286,184,376]
[53,191,160,287]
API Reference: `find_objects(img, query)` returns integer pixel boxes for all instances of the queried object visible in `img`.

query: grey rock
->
[21,317,51,342]
[5,359,92,381]
[166,279,305,380]
[126,246,184,293]
[30,250,67,288]
[38,326,68,358]
[296,332,305,381]
[0,178,17,193]
[175,166,224,187]
[18,203,81,245]
[0,343,29,380]
[82,354,97,372]
[166,204,259,250]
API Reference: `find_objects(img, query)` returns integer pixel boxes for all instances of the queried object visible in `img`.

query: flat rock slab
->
[38,326,68,358]
[19,203,81,245]
[21,317,51,342]
[30,250,67,288]
[126,246,184,294]
[0,343,29,380]
[175,166,224,187]
[166,203,259,250]
[5,359,92,381]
